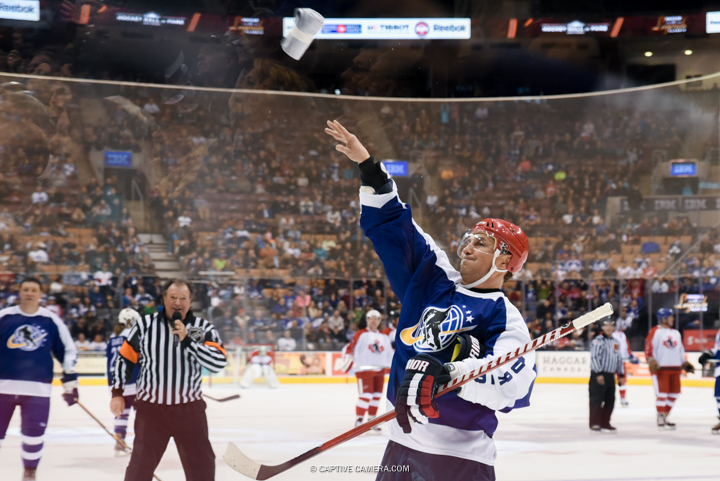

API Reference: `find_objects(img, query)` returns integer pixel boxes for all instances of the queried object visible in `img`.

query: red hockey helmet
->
[461,218,529,273]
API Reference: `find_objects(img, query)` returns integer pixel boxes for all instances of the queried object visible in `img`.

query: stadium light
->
[644,51,653,57]
[684,49,693,55]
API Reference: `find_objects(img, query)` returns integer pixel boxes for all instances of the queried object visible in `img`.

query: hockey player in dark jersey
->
[326,121,536,481]
[0,277,78,481]
[107,308,142,456]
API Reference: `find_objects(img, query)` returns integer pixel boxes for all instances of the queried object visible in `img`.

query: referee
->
[589,319,624,433]
[110,279,227,481]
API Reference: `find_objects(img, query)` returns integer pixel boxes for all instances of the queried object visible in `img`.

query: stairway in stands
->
[137,234,184,279]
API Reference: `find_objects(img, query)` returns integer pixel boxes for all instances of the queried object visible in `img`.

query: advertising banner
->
[283,18,471,40]
[274,352,327,375]
[683,329,718,351]
[104,151,133,168]
[0,0,39,21]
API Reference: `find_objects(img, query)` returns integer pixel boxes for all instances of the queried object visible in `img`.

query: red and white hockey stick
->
[224,302,613,480]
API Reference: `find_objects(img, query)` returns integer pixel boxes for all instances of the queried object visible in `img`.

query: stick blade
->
[224,442,262,479]
[572,302,614,329]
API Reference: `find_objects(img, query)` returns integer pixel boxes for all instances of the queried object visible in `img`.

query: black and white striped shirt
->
[112,310,227,405]
[590,334,624,375]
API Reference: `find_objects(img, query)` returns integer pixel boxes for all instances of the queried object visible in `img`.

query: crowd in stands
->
[2,28,720,354]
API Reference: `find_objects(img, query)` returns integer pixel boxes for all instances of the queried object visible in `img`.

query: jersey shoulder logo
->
[7,324,48,351]
[187,326,204,342]
[399,305,474,352]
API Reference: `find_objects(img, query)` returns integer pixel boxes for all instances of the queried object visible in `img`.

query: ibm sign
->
[670,162,697,177]
[383,161,409,177]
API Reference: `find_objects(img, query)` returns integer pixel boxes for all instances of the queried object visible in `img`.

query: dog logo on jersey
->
[368,341,384,354]
[400,305,474,352]
[662,337,678,349]
[7,325,48,351]
[187,327,204,342]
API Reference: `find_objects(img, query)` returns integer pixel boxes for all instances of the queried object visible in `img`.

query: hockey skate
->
[658,413,676,430]
[22,468,36,480]
[657,412,666,428]
[589,425,602,433]
[601,425,617,433]
[712,417,720,435]
[355,417,364,428]
[620,399,629,407]
[114,434,130,457]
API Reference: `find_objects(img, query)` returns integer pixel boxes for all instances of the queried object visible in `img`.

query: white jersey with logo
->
[347,328,393,371]
[612,330,633,361]
[645,326,685,367]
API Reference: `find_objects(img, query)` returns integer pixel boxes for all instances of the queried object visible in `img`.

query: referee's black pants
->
[125,399,215,481]
[589,372,616,428]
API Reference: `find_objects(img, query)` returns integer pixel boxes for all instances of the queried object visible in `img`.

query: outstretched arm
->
[324,120,369,163]
[324,120,459,301]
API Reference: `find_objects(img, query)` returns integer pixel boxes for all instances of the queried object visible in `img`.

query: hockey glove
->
[450,334,485,362]
[682,361,695,374]
[395,354,451,434]
[628,354,640,365]
[648,359,660,374]
[62,375,79,406]
[698,351,713,366]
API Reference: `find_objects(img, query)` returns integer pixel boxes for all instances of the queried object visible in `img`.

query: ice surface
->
[0,382,715,480]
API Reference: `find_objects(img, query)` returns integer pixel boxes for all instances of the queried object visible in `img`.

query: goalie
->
[342,310,394,429]
[240,346,279,389]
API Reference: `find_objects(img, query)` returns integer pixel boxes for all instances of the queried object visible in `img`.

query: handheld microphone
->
[171,312,182,346]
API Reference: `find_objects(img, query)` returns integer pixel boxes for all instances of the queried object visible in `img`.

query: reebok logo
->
[406,359,429,372]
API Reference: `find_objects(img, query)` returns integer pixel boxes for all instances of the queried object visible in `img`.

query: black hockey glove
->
[699,351,714,366]
[396,354,451,434]
[450,333,485,362]
[682,361,695,374]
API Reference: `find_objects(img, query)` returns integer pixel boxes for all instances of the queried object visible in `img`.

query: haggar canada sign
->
[535,352,591,377]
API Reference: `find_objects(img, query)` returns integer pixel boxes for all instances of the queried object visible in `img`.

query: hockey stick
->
[204,393,241,402]
[224,302,613,480]
[77,401,163,481]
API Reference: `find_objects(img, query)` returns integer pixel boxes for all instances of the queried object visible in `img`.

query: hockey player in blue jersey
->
[699,330,720,434]
[0,277,78,481]
[107,307,142,456]
[325,121,536,481]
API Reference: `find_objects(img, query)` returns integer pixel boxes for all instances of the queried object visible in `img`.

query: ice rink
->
[0,381,717,481]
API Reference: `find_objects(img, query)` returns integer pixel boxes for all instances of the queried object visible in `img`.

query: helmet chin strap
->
[461,249,508,289]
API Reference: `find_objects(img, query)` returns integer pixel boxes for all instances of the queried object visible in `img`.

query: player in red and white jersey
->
[381,314,397,349]
[645,309,695,429]
[612,318,638,407]
[345,310,393,430]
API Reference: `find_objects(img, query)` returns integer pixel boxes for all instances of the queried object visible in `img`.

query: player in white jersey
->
[344,310,393,430]
[698,330,720,434]
[645,308,695,429]
[106,308,142,456]
[611,317,638,406]
[240,346,279,388]
[326,121,535,481]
